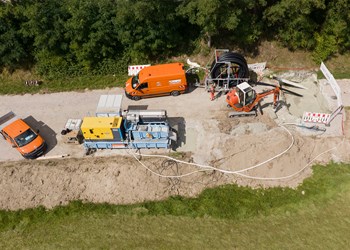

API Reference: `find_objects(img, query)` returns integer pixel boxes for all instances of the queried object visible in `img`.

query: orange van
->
[0,112,46,159]
[125,63,187,100]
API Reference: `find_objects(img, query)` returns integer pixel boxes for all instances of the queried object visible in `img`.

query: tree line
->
[1,0,349,78]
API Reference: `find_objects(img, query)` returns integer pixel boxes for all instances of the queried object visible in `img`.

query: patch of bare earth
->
[1,68,350,210]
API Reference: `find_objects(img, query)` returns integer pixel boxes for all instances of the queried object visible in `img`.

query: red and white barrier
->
[128,64,151,76]
[248,62,266,74]
[302,112,331,124]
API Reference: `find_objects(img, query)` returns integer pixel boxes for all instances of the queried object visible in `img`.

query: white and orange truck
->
[125,63,188,100]
[0,112,46,159]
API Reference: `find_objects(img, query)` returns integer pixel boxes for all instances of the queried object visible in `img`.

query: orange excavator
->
[226,79,303,117]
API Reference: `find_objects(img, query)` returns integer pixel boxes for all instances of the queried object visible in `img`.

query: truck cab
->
[0,112,46,159]
[125,63,187,100]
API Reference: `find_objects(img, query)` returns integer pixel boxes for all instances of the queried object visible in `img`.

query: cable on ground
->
[128,123,343,181]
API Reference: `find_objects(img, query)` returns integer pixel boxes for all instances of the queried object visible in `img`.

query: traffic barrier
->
[302,112,330,124]
[128,64,151,76]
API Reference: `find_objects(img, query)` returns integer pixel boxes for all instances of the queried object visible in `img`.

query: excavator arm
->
[254,87,280,108]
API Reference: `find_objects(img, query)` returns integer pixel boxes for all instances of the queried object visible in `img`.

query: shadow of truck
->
[23,116,57,154]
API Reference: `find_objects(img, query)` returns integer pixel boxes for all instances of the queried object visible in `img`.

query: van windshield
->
[132,74,140,89]
[14,129,38,147]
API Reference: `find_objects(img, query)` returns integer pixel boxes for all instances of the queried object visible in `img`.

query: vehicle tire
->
[132,96,141,101]
[0,132,5,140]
[171,91,180,96]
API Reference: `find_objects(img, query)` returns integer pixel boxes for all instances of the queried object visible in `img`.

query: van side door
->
[155,80,168,95]
[137,82,150,95]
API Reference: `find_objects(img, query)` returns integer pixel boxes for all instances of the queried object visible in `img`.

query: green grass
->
[0,163,349,248]
[317,70,350,79]
[316,52,350,79]
[0,73,128,95]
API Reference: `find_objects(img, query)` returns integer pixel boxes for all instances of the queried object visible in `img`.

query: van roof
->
[2,119,30,138]
[139,63,184,82]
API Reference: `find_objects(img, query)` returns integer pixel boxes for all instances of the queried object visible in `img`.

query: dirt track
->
[0,73,349,210]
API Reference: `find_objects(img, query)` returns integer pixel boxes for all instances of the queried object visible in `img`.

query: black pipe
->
[210,52,249,87]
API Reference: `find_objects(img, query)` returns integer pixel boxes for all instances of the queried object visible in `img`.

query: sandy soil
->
[0,72,349,210]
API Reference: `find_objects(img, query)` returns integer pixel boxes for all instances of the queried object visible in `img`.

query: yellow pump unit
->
[81,117,123,140]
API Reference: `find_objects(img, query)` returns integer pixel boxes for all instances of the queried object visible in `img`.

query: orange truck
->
[0,112,46,159]
[125,63,188,100]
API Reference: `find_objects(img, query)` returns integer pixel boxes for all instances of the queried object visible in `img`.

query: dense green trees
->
[0,0,349,77]
[115,0,193,62]
[21,0,70,77]
[0,1,28,70]
[263,0,326,50]
[178,0,266,47]
[64,0,121,71]
[313,0,350,61]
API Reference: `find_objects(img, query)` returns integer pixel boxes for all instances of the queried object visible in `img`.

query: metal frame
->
[204,49,249,92]
[326,105,344,127]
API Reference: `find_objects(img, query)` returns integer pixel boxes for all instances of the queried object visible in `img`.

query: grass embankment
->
[0,163,349,249]
[245,41,350,79]
[0,73,128,95]
[2,42,350,95]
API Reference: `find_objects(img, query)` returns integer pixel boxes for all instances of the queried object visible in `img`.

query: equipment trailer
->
[80,110,177,152]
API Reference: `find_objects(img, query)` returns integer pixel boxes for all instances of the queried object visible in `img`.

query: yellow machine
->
[64,95,176,152]
[81,117,123,140]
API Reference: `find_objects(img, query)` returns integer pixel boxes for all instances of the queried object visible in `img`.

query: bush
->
[312,33,338,63]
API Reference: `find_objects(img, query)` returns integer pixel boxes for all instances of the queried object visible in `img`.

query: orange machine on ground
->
[226,82,280,117]
[226,81,303,117]
[0,112,46,159]
[125,63,187,100]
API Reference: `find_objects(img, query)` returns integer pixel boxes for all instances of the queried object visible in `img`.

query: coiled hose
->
[210,52,249,87]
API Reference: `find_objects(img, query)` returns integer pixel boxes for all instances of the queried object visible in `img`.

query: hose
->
[127,124,343,181]
[127,125,294,178]
[210,52,249,87]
